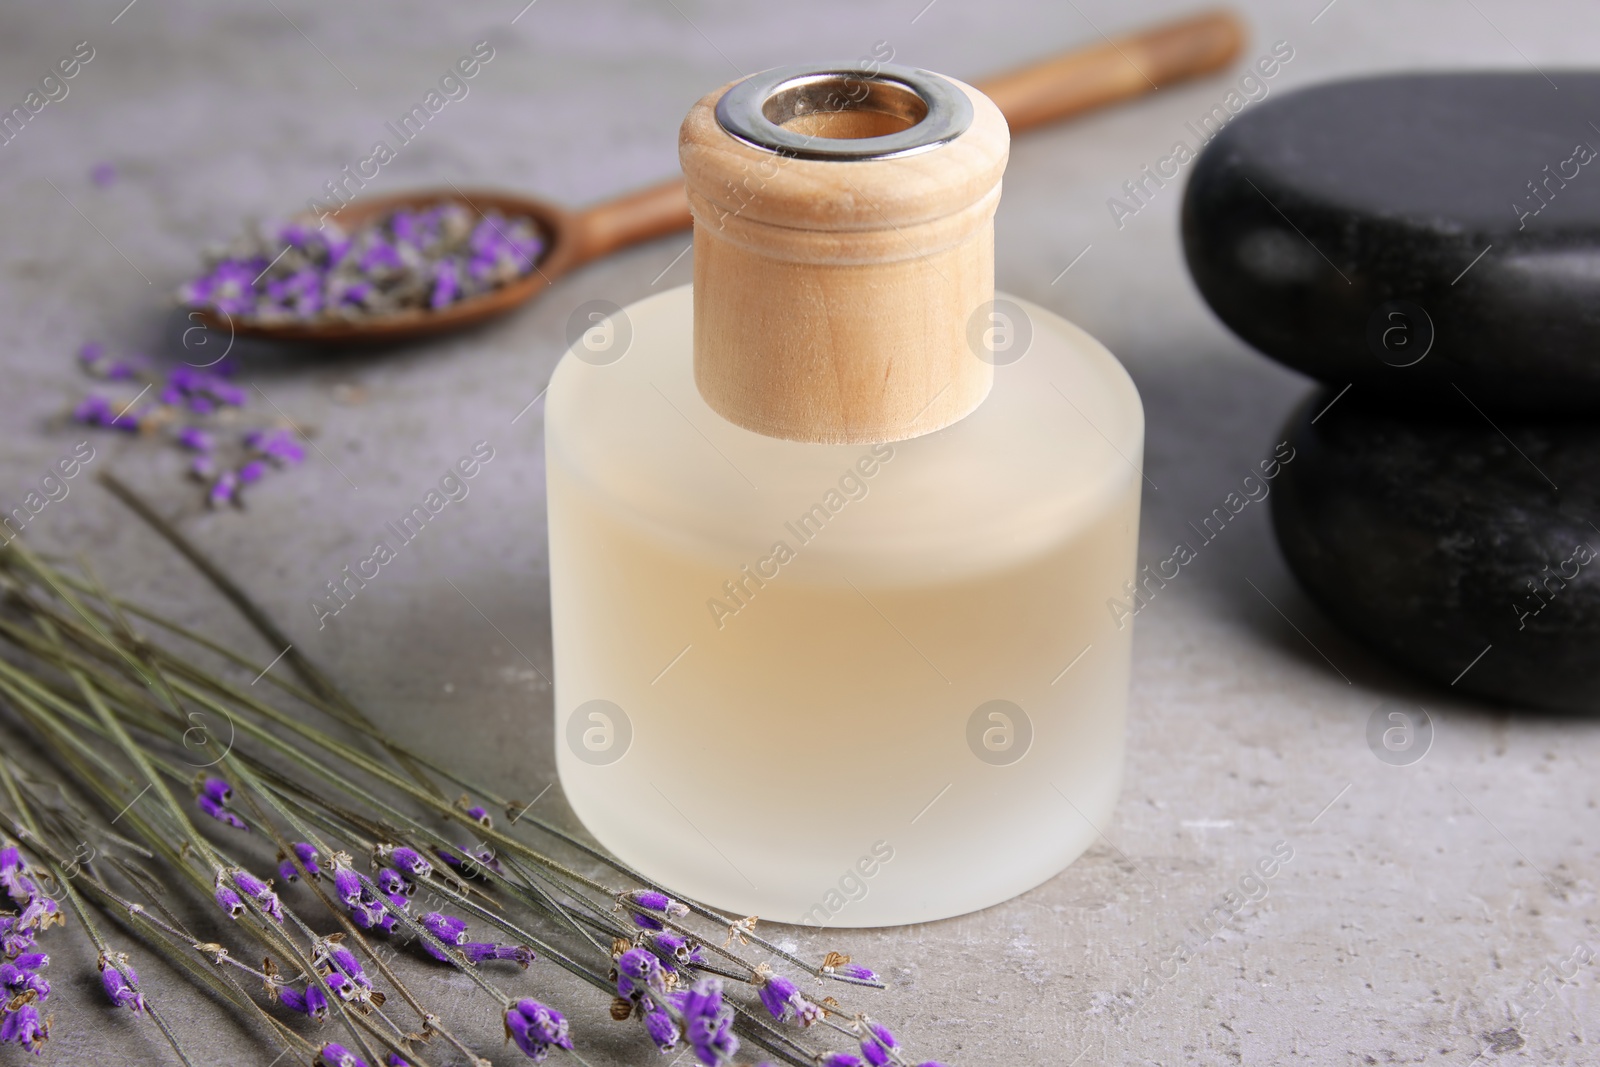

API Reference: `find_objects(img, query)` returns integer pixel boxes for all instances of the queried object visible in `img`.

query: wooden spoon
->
[199,7,1243,345]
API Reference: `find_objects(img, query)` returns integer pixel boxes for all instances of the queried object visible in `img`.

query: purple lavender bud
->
[823,1056,864,1067]
[1,961,50,1001]
[324,971,354,1002]
[679,978,737,1065]
[319,1043,370,1067]
[629,889,689,930]
[429,258,460,309]
[78,341,105,364]
[160,384,185,405]
[839,963,879,983]
[464,942,534,968]
[196,794,248,831]
[860,1023,898,1067]
[207,471,239,508]
[73,395,113,425]
[420,911,468,946]
[0,915,35,957]
[758,974,798,1021]
[465,805,492,827]
[385,846,431,879]
[214,882,244,919]
[332,864,363,907]
[328,946,370,989]
[103,360,138,381]
[199,776,232,804]
[505,998,573,1060]
[100,966,144,1012]
[616,947,664,1000]
[17,896,57,931]
[177,427,215,451]
[190,455,217,479]
[307,984,331,1018]
[0,1002,48,1052]
[644,1009,680,1052]
[12,953,47,971]
[232,869,268,897]
[189,395,216,415]
[278,985,307,1013]
[376,868,411,897]
[210,382,247,406]
[279,842,320,883]
[385,1055,410,1067]
[238,459,268,484]
[90,162,116,187]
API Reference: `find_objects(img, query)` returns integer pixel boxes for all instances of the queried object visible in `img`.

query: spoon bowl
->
[193,188,587,345]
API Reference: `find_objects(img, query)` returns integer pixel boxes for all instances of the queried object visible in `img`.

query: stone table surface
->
[2,1,1597,1064]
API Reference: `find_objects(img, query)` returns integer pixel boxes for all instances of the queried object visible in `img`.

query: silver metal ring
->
[714,62,973,161]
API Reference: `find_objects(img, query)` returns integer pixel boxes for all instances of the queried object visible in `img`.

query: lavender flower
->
[378,845,431,879]
[627,888,689,930]
[0,1002,48,1053]
[465,804,492,827]
[213,878,245,920]
[319,1043,370,1067]
[246,428,307,465]
[332,860,363,908]
[231,868,283,923]
[181,260,260,317]
[176,427,215,451]
[386,1055,410,1067]
[419,911,468,946]
[860,1022,898,1067]
[837,963,879,983]
[644,1009,680,1052]
[279,983,330,1020]
[677,977,738,1066]
[207,470,239,508]
[463,942,534,968]
[0,915,36,957]
[376,868,411,898]
[196,793,248,831]
[652,931,705,970]
[16,897,59,932]
[822,1055,864,1067]
[278,842,321,882]
[323,944,371,991]
[616,947,665,1001]
[504,998,572,1062]
[99,961,144,1013]
[0,961,50,1002]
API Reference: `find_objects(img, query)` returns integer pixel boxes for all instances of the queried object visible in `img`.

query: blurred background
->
[2,0,1597,1063]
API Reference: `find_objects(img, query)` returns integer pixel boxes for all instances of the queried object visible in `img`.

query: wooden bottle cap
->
[679,63,1010,444]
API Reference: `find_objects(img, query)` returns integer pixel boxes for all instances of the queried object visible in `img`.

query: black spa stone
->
[1270,389,1600,713]
[1183,72,1600,414]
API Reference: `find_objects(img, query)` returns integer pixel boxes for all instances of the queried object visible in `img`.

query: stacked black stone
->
[1182,72,1600,712]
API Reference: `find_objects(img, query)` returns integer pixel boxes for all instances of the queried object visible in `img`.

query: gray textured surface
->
[2,1,1598,1064]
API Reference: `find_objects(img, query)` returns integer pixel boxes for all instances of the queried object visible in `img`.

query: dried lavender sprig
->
[0,761,202,1067]
[0,647,396,1067]
[6,563,870,1062]
[2,544,915,1065]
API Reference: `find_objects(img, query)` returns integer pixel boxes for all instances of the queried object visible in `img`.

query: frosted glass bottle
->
[546,64,1142,926]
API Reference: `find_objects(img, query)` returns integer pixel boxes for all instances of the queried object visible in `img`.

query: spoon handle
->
[568,7,1245,265]
[976,8,1244,134]
[569,180,692,267]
